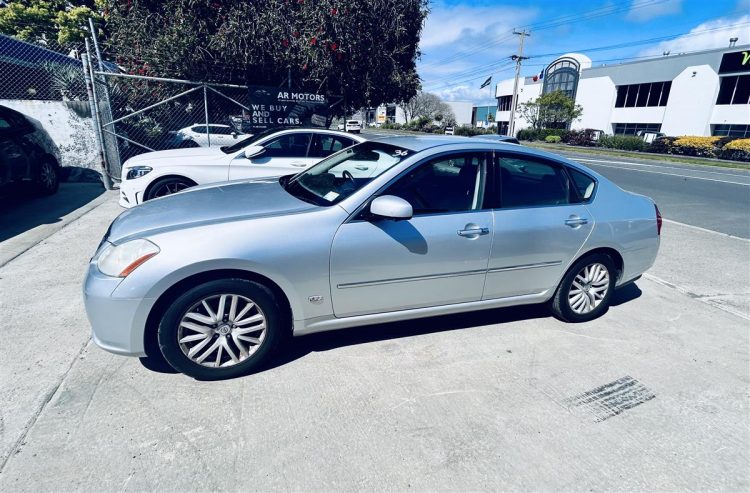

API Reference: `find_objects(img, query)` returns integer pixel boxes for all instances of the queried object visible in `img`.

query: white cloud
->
[640,14,750,56]
[433,84,497,105]
[626,0,682,22]
[420,4,536,50]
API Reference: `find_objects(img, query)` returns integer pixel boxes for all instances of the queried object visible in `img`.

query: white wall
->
[660,65,719,136]
[445,101,473,126]
[710,105,750,128]
[574,77,617,131]
[1,99,99,170]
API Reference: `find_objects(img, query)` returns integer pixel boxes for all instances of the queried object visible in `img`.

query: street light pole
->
[507,29,530,137]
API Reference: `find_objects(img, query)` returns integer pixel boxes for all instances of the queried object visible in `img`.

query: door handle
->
[291,162,307,167]
[354,166,369,171]
[565,216,588,227]
[457,227,489,237]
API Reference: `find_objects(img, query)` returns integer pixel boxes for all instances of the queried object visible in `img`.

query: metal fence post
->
[81,51,112,190]
[203,84,211,147]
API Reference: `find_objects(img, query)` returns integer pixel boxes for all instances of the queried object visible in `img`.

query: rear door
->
[483,152,595,300]
[228,132,313,180]
[0,111,31,186]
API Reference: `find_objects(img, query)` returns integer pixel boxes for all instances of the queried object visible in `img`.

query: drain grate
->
[564,375,655,422]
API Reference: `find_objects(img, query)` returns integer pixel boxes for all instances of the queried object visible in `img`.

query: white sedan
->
[174,124,249,147]
[119,128,365,208]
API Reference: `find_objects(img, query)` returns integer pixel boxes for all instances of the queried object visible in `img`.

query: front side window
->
[262,133,312,158]
[496,156,571,208]
[384,153,487,215]
[284,142,413,206]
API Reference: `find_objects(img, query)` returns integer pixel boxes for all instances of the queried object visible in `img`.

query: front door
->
[483,154,595,300]
[228,132,314,180]
[330,152,493,317]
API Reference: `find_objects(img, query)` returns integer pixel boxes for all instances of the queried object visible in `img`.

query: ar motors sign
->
[245,85,329,131]
[718,50,750,74]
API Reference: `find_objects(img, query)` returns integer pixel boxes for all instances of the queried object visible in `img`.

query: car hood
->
[126,147,230,166]
[107,178,315,243]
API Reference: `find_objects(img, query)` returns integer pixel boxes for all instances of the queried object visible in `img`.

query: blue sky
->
[419,0,750,104]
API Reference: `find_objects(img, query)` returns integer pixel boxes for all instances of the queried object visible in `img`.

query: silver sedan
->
[84,136,661,379]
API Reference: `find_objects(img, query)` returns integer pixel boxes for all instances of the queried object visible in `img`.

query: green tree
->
[105,0,428,109]
[518,90,583,130]
[0,1,104,45]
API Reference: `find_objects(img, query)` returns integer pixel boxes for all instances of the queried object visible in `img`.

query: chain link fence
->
[0,33,103,179]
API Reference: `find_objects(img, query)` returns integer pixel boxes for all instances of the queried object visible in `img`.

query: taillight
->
[655,204,662,236]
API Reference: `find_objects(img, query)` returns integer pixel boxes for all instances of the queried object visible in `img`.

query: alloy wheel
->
[568,262,610,315]
[177,294,267,368]
[40,161,56,190]
[152,180,191,198]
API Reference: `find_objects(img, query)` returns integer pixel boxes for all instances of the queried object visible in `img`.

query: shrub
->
[455,126,490,137]
[648,136,677,154]
[598,135,648,151]
[516,128,537,141]
[545,135,561,143]
[563,129,597,146]
[718,138,750,162]
[380,121,402,130]
[516,128,570,141]
[670,136,720,158]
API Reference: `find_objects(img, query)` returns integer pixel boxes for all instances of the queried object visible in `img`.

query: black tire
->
[36,158,59,195]
[550,253,617,323]
[144,176,196,201]
[157,279,286,380]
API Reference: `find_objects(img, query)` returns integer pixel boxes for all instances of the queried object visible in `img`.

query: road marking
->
[574,158,750,179]
[644,274,750,321]
[581,161,750,186]
[662,218,750,241]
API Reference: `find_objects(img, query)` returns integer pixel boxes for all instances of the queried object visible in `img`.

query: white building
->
[495,45,750,137]
[370,100,473,126]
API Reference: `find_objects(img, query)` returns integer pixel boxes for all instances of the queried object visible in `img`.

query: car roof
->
[366,134,512,151]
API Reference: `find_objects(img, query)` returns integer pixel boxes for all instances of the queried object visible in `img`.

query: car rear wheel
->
[144,177,196,201]
[36,158,59,195]
[550,253,616,323]
[157,279,286,380]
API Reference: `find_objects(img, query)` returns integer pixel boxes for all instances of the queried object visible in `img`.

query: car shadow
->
[140,282,643,379]
[0,167,104,243]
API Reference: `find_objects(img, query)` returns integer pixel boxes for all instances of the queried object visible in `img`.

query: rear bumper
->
[83,263,153,357]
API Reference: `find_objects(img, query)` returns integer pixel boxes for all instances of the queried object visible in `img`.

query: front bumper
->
[83,263,154,357]
[118,178,143,208]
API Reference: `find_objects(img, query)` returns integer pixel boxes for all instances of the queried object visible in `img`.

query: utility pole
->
[506,29,530,137]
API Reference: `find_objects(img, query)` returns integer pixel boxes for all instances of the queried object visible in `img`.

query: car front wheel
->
[550,253,616,323]
[157,279,286,380]
[144,177,196,201]
[37,158,59,195]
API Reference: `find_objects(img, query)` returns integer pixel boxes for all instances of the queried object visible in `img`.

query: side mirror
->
[243,145,265,159]
[370,195,413,220]
[231,131,238,138]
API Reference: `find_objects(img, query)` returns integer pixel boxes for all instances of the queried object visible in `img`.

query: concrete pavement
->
[0,185,748,490]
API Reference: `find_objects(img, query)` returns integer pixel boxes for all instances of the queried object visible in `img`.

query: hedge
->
[598,135,649,151]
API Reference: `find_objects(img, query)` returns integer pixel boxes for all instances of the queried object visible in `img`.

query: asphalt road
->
[555,151,750,239]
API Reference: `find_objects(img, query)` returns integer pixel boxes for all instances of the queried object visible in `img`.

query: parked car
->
[471,134,520,144]
[345,120,362,133]
[444,126,454,135]
[173,124,249,148]
[118,127,365,207]
[85,136,661,380]
[0,105,59,197]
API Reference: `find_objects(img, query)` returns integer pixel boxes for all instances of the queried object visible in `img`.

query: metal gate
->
[82,45,252,181]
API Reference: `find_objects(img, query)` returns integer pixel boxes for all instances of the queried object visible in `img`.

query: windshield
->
[284,142,414,206]
[220,127,282,154]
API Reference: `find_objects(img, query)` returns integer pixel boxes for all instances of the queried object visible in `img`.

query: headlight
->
[97,239,160,277]
[126,166,152,180]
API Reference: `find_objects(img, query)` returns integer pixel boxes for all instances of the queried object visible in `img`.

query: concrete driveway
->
[0,187,748,491]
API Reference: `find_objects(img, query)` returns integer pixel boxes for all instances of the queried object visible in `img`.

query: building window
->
[497,96,512,112]
[615,81,672,108]
[497,121,509,134]
[716,75,750,105]
[542,58,581,100]
[712,124,750,138]
[612,123,662,135]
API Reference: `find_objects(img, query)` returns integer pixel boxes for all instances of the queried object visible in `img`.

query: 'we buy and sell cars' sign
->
[243,86,329,131]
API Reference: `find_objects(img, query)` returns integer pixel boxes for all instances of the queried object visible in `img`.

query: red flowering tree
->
[105,0,427,109]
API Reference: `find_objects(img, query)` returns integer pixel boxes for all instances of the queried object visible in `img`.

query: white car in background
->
[175,124,249,148]
[119,128,365,208]
[344,120,362,133]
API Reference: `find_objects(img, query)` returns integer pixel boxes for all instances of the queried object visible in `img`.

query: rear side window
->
[496,156,571,208]
[311,135,354,158]
[567,167,596,202]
